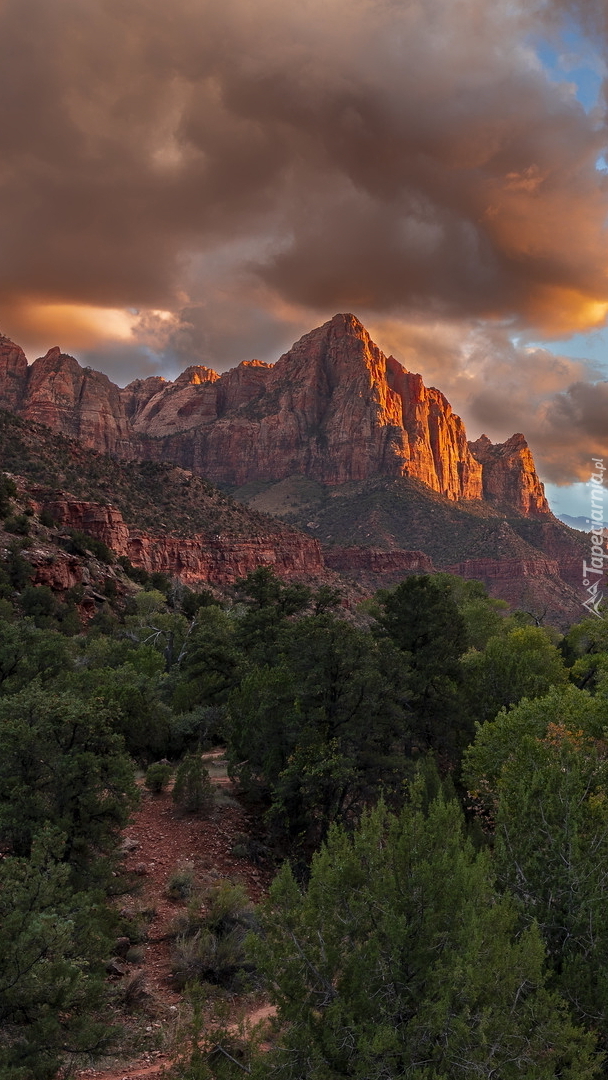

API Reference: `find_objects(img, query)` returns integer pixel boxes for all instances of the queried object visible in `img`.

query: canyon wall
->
[0,317,549,515]
[30,489,325,586]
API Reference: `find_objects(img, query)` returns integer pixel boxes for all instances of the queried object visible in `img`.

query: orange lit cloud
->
[0,301,137,354]
[0,0,607,488]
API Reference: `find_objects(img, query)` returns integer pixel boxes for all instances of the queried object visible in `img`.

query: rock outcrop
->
[31,489,325,585]
[0,335,29,410]
[447,555,584,628]
[0,316,550,517]
[468,433,550,515]
[323,546,434,576]
[1,342,135,457]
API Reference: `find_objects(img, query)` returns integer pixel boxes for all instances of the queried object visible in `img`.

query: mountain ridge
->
[0,316,589,626]
[0,316,549,515]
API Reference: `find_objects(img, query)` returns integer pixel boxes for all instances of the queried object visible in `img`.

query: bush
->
[118,970,150,1008]
[39,507,56,528]
[172,755,214,816]
[0,475,17,518]
[4,513,30,536]
[62,530,115,564]
[167,861,196,901]
[144,762,173,794]
[118,556,150,585]
[171,882,255,990]
[204,881,251,935]
[4,547,33,590]
[172,927,250,990]
[148,571,172,595]
[19,584,58,626]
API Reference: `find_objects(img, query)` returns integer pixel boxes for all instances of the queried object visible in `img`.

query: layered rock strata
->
[31,490,324,585]
[0,317,549,516]
[323,546,434,576]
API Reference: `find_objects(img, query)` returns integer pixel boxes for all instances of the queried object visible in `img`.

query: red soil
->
[74,752,275,1080]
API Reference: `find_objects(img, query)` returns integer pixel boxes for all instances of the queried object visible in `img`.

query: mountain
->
[0,316,548,513]
[0,316,589,626]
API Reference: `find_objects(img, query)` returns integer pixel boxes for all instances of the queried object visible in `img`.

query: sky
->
[0,0,607,514]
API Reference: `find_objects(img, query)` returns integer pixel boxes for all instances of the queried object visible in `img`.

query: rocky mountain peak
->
[174,365,220,387]
[0,316,551,517]
[469,432,549,515]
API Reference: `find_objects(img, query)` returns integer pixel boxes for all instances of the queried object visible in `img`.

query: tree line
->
[0,529,607,1077]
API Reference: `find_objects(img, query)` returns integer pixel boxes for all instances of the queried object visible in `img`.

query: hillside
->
[230,474,588,625]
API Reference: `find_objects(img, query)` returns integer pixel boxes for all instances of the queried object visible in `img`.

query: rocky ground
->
[74,751,275,1080]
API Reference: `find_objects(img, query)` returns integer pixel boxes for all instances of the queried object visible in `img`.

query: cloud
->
[0,0,606,485]
[0,0,606,343]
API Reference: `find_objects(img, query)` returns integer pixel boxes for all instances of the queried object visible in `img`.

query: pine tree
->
[249,795,599,1079]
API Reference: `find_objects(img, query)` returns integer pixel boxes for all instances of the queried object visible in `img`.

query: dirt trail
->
[75,751,275,1080]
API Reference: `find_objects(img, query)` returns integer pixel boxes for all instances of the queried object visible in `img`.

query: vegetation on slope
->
[0,410,298,538]
[231,473,587,565]
[0,454,607,1077]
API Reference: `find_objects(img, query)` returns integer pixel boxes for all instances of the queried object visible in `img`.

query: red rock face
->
[323,546,434,575]
[447,556,583,628]
[135,315,483,496]
[0,316,550,516]
[468,433,550,515]
[12,347,135,457]
[0,335,28,410]
[127,532,324,585]
[34,490,324,585]
[35,493,131,555]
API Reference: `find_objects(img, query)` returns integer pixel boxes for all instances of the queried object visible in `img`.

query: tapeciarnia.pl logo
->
[581,458,607,619]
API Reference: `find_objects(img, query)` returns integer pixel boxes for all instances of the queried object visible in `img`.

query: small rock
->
[106,957,128,977]
[114,935,131,957]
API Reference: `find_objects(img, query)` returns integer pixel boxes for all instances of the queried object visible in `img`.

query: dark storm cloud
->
[0,0,607,343]
[0,0,607,491]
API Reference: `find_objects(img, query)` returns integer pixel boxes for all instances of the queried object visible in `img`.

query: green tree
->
[19,585,59,628]
[228,615,411,852]
[63,648,172,762]
[464,687,608,1044]
[374,575,470,762]
[271,615,411,848]
[434,573,513,649]
[124,589,189,669]
[234,567,312,666]
[228,663,299,801]
[171,606,244,713]
[250,797,598,1079]
[562,616,608,693]
[462,625,568,724]
[0,828,112,1079]
[173,753,213,815]
[0,684,137,883]
[0,619,69,696]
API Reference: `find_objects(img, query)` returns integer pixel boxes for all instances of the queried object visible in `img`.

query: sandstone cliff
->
[469,433,549,515]
[29,488,325,586]
[0,317,550,517]
[0,338,134,457]
[0,335,29,410]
